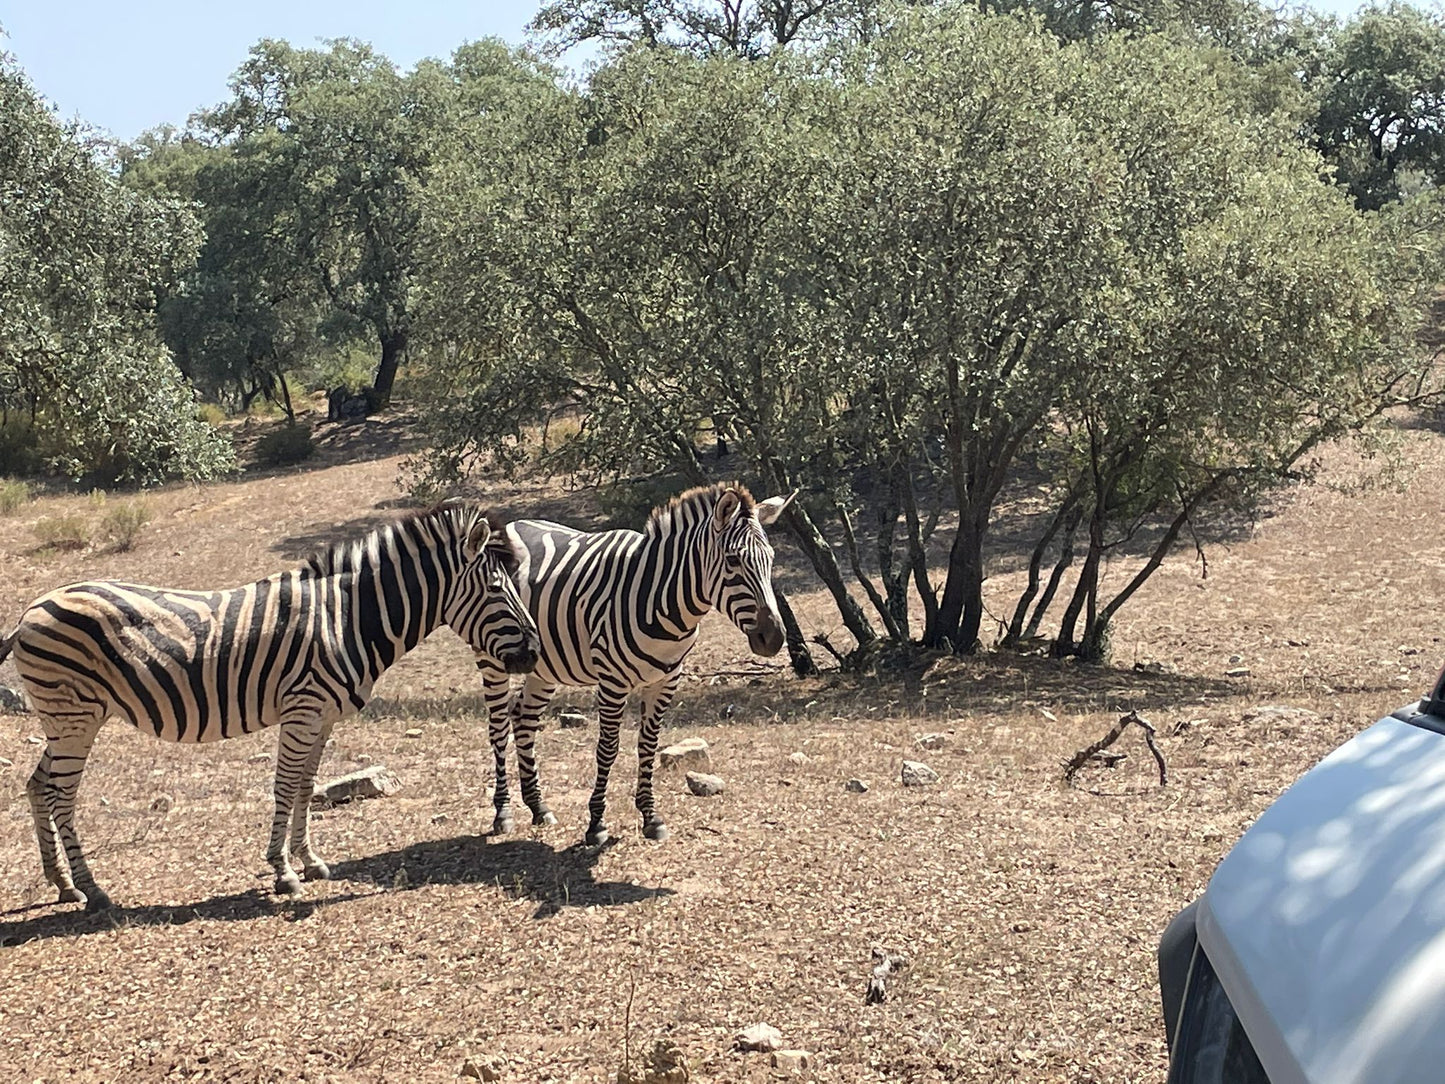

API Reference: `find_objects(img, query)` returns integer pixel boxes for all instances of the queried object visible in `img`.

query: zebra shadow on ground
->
[328,835,673,920]
[0,886,368,946]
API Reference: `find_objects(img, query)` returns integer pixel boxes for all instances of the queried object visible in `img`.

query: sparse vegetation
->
[32,513,91,552]
[0,478,30,514]
[255,423,317,466]
[100,500,152,551]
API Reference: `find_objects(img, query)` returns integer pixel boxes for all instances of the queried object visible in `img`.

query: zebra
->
[481,483,794,845]
[0,501,540,911]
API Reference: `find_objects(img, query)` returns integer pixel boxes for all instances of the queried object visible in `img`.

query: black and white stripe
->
[1,501,540,911]
[482,484,793,845]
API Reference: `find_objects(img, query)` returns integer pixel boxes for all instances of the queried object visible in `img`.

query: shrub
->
[34,514,91,552]
[101,500,151,552]
[0,479,30,515]
[197,402,228,426]
[255,423,316,466]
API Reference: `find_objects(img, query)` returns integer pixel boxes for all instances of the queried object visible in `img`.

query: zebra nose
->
[746,617,784,658]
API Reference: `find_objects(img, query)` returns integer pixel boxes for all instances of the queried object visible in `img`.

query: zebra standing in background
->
[483,483,794,845]
[1,501,540,911]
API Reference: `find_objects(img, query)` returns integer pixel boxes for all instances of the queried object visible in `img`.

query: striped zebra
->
[481,483,794,845]
[1,501,540,911]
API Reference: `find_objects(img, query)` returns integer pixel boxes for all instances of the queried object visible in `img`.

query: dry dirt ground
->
[0,409,1442,1083]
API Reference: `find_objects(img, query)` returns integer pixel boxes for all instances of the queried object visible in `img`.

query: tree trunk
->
[774,589,818,677]
[929,515,985,654]
[782,504,878,650]
[1052,513,1104,658]
[1004,494,1081,646]
[373,328,407,402]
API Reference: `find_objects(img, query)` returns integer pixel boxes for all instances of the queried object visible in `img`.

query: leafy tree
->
[0,56,235,484]
[1313,2,1445,209]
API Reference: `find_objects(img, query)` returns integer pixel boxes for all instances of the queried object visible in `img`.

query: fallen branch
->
[1064,710,1168,787]
[811,632,847,667]
[866,947,909,1004]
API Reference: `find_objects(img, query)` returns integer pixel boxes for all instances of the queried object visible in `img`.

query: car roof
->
[1198,709,1445,1084]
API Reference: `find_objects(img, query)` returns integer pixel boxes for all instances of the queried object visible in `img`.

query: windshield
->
[1169,948,1270,1084]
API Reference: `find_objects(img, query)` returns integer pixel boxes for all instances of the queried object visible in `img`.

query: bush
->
[34,514,91,552]
[101,500,151,552]
[0,479,30,514]
[197,402,228,426]
[255,423,316,466]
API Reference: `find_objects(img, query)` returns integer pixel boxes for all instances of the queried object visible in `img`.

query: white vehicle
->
[1159,673,1445,1083]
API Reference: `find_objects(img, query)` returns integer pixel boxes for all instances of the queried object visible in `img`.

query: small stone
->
[787,751,809,766]
[1225,667,1251,678]
[0,685,28,713]
[558,711,587,729]
[686,771,724,797]
[736,1023,783,1052]
[0,756,12,768]
[356,752,373,763]
[901,760,939,787]
[845,778,868,794]
[771,1050,814,1072]
[1228,654,1244,664]
[914,732,949,750]
[659,737,711,773]
[404,727,424,738]
[461,1057,501,1081]
[24,735,42,745]
[247,751,270,764]
[313,765,402,807]
[149,794,174,814]
[431,812,450,825]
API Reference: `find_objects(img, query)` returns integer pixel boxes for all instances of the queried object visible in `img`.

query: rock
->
[1224,667,1251,678]
[0,685,28,713]
[1243,704,1321,724]
[659,737,711,773]
[313,765,402,808]
[149,794,174,814]
[461,1057,501,1081]
[787,751,809,766]
[0,756,12,767]
[404,727,424,739]
[431,812,450,825]
[914,732,949,751]
[247,751,271,764]
[1228,653,1244,664]
[24,735,42,745]
[771,1050,814,1072]
[686,771,724,797]
[845,778,868,793]
[736,1023,783,1052]
[558,711,588,729]
[900,760,939,787]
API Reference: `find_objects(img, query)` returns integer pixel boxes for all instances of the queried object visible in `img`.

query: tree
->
[1313,2,1445,209]
[0,55,235,484]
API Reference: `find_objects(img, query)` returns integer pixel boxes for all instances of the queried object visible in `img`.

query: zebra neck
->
[635,518,713,640]
[331,540,446,684]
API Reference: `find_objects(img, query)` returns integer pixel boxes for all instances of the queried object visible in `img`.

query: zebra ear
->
[754,491,796,527]
[465,516,492,558]
[712,489,743,531]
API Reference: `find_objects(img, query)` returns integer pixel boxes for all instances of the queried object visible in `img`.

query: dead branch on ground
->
[1064,710,1168,787]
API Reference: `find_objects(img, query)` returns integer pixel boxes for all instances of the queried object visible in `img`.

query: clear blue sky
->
[2,0,563,140]
[5,0,1370,143]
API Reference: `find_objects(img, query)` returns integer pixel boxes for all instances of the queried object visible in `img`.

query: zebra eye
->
[724,553,742,568]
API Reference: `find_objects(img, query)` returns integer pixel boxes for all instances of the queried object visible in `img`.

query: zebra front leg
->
[585,684,629,846]
[480,666,517,835]
[514,675,559,827]
[288,719,335,881]
[41,723,109,911]
[635,676,679,842]
[268,719,324,895]
[25,747,83,904]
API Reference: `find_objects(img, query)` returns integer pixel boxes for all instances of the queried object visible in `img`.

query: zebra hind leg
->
[585,685,629,846]
[481,667,516,835]
[38,719,110,911]
[268,719,324,896]
[25,747,84,904]
[635,678,678,842]
[288,720,335,881]
[514,677,559,827]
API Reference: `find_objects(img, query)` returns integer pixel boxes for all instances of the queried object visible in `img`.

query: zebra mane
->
[304,502,504,576]
[644,483,755,537]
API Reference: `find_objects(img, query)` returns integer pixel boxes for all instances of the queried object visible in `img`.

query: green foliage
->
[254,423,317,466]
[0,479,30,515]
[100,500,152,552]
[0,58,237,485]
[33,515,91,552]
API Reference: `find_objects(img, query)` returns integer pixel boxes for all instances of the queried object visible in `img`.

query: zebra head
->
[710,487,795,658]
[445,510,541,675]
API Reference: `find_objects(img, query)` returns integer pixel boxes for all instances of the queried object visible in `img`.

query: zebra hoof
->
[56,886,86,905]
[82,888,113,913]
[275,873,304,897]
[585,825,610,846]
[490,813,514,836]
[532,809,557,827]
[303,861,331,882]
[643,821,670,842]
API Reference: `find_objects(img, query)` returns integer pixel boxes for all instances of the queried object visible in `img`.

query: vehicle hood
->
[1198,708,1445,1084]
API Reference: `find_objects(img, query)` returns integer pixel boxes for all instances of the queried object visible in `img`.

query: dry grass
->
[0,411,1441,1082]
